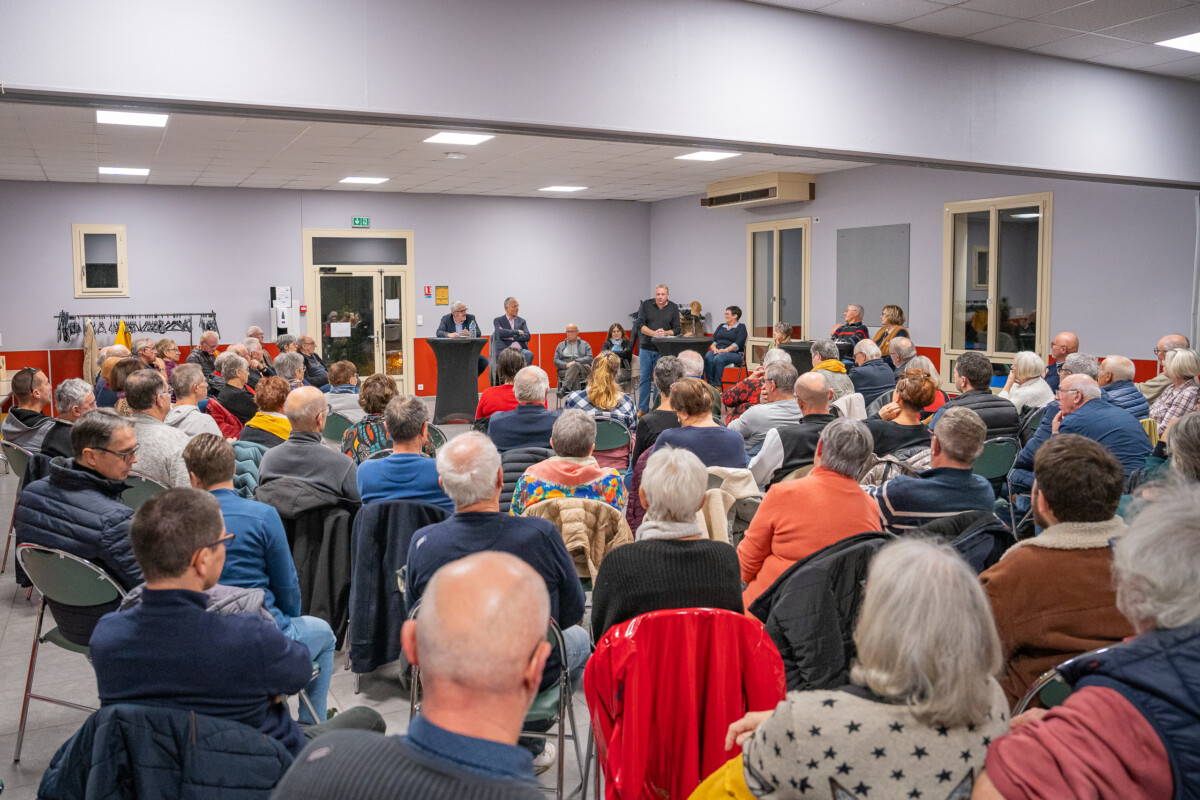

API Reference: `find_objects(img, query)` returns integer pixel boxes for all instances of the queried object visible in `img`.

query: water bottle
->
[469,320,478,338]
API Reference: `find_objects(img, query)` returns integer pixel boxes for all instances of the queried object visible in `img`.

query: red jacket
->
[206,398,243,439]
[584,608,786,799]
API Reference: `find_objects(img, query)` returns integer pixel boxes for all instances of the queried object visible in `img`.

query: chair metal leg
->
[14,598,47,762]
[1,528,13,574]
[297,689,319,723]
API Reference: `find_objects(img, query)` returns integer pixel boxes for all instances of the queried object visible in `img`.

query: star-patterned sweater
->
[741,682,1010,800]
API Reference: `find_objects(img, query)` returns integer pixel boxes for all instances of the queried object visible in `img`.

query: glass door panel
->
[383,274,405,381]
[750,231,775,339]
[778,227,805,340]
[950,210,990,351]
[996,206,1041,354]
[318,274,376,378]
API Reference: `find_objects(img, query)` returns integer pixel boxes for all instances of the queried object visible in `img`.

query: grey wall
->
[3,0,1199,184]
[649,164,1199,359]
[0,181,650,350]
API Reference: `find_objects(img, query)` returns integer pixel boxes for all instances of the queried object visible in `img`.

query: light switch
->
[417,315,423,326]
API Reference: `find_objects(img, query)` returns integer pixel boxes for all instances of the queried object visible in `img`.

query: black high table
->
[426,336,488,424]
[780,340,854,374]
[650,336,713,360]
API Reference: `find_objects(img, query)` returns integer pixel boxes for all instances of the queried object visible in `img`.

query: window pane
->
[751,231,774,339]
[319,275,376,377]
[383,275,404,379]
[951,210,990,351]
[313,236,407,265]
[996,206,1040,354]
[84,263,120,289]
[778,227,804,340]
[83,232,120,288]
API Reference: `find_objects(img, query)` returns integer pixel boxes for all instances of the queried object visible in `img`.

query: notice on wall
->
[272,286,292,309]
[435,286,449,306]
[330,322,352,338]
[385,298,401,320]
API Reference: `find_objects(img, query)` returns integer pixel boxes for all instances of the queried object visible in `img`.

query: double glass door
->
[746,218,811,366]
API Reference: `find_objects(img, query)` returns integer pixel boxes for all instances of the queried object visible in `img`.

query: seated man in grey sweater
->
[728,362,802,456]
[258,386,360,502]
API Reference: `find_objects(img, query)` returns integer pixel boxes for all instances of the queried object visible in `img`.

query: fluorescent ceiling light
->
[424,132,494,145]
[1009,213,1041,219]
[339,176,389,184]
[1157,31,1200,53]
[98,167,149,176]
[539,186,587,192]
[675,151,740,162]
[96,110,169,127]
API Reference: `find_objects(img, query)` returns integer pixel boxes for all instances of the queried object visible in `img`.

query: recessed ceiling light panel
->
[424,132,494,145]
[96,110,169,127]
[1157,31,1200,54]
[339,176,389,184]
[539,186,587,192]
[98,167,150,176]
[675,151,740,162]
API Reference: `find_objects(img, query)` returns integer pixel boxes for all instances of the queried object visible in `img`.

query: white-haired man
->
[1098,354,1150,419]
[494,296,534,366]
[848,338,896,407]
[246,325,274,370]
[435,301,488,376]
[1137,332,1190,404]
[722,348,791,422]
[829,303,869,344]
[405,433,587,772]
[553,323,593,392]
[729,362,802,456]
[889,336,917,377]
[258,386,360,501]
[41,378,97,459]
[489,367,560,452]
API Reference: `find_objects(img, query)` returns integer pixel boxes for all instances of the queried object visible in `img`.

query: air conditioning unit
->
[701,172,816,209]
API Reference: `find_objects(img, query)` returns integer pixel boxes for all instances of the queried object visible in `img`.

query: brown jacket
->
[980,516,1135,708]
[523,497,633,580]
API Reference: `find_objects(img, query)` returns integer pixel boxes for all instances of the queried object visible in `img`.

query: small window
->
[72,224,129,298]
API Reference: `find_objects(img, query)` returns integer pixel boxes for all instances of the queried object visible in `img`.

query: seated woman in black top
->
[703,306,748,386]
[865,369,935,456]
[590,446,743,643]
[214,353,258,425]
[600,322,634,369]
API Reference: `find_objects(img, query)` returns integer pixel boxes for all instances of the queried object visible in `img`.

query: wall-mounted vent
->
[702,172,815,209]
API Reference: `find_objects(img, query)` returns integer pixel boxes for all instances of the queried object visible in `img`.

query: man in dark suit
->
[493,296,534,368]
[488,367,560,452]
[435,301,487,376]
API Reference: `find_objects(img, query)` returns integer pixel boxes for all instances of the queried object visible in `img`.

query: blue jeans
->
[704,351,743,385]
[638,349,660,413]
[283,615,336,724]
[519,623,592,756]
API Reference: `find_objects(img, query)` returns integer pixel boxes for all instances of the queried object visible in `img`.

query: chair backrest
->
[366,447,391,460]
[1019,404,1047,446]
[122,474,168,509]
[17,544,127,607]
[1140,417,1159,447]
[323,411,354,442]
[1013,644,1117,715]
[864,391,890,418]
[471,415,491,435]
[593,418,632,452]
[972,437,1020,481]
[1,440,34,487]
[426,423,447,452]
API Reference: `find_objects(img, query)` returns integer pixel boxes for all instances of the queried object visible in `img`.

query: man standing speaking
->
[635,284,681,415]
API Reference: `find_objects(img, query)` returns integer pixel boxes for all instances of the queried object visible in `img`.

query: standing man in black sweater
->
[634,283,682,416]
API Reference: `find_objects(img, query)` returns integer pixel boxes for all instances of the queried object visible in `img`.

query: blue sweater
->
[90,588,311,755]
[850,358,897,407]
[865,466,995,533]
[357,452,454,511]
[712,323,747,353]
[488,404,561,452]
[213,488,301,629]
[653,426,748,468]
[1015,398,1151,476]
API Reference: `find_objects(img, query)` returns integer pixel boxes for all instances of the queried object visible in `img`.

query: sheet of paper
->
[272,286,291,308]
[330,322,352,338]
[385,298,400,319]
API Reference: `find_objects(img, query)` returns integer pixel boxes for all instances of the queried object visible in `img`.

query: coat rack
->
[53,310,220,345]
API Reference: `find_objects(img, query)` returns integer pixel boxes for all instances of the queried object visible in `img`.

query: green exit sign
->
[352,216,370,228]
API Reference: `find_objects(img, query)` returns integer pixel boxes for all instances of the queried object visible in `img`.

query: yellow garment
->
[115,320,131,350]
[688,754,756,800]
[245,412,292,440]
[815,358,846,374]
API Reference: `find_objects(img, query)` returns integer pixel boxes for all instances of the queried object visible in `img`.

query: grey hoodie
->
[165,403,222,438]
[1,408,56,453]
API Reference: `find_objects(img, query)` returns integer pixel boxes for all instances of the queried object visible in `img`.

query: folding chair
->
[297,664,322,722]
[593,419,633,473]
[1,440,33,573]
[426,423,447,452]
[1013,644,1117,715]
[322,411,354,444]
[366,447,391,460]
[720,361,747,391]
[122,474,168,510]
[972,438,1020,529]
[14,544,128,762]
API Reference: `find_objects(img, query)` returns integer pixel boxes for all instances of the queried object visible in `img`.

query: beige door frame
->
[745,217,812,367]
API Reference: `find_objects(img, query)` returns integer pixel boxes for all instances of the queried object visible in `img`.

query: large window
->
[746,217,810,366]
[941,193,1052,387]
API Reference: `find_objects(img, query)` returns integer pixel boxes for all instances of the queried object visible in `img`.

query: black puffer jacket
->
[939,390,1021,438]
[749,532,892,691]
[914,510,1013,574]
[499,447,553,513]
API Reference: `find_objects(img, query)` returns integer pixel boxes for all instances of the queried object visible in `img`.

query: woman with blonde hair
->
[565,350,636,430]
[998,350,1053,413]
[694,538,1009,799]
[872,304,909,357]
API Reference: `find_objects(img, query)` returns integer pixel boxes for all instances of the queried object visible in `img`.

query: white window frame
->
[72,223,129,298]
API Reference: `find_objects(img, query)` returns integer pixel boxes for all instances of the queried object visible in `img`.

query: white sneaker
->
[533,742,558,775]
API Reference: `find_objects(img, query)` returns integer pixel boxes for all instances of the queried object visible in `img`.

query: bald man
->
[257,386,360,501]
[748,371,839,487]
[1137,333,1190,404]
[270,553,547,798]
[1043,331,1079,393]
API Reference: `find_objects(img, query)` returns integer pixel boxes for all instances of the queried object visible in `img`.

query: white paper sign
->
[272,286,292,309]
[385,298,401,319]
[330,322,352,338]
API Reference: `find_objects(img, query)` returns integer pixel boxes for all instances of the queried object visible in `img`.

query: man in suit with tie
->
[436,301,488,376]
[493,297,534,369]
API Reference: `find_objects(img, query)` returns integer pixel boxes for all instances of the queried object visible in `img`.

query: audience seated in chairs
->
[1042,330,1079,394]
[41,378,96,459]
[489,367,561,453]
[110,357,149,418]
[810,339,855,401]
[980,435,1135,709]
[258,387,360,502]
[88,489,383,761]
[929,351,1021,439]
[564,350,636,430]
[673,349,724,419]
[164,363,222,439]
[749,372,839,487]
[1149,347,1200,433]
[1098,354,1150,419]
[699,538,1009,799]
[591,446,742,644]
[1,366,55,453]
[340,374,398,463]
[297,335,329,390]
[239,376,293,450]
[274,552,550,798]
[600,322,634,379]
[703,305,747,387]
[553,323,594,394]
[185,331,222,394]
[722,348,791,423]
[1123,410,1200,514]
[215,353,258,425]
[849,339,896,408]
[998,351,1055,415]
[653,378,747,469]
[324,361,363,422]
[728,362,802,456]
[974,485,1200,800]
[866,406,995,533]
[125,370,191,488]
[769,321,793,350]
[888,335,917,375]
[1137,332,1189,403]
[94,354,124,408]
[830,302,870,345]
[864,369,935,456]
[13,409,143,644]
[184,434,338,726]
[404,432,587,772]
[739,418,879,608]
[476,348,527,422]
[274,351,307,391]
[631,355,685,467]
[356,395,452,511]
[508,410,627,517]
[242,335,270,384]
[908,354,952,414]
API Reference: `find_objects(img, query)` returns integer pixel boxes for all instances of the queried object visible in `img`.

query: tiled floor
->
[0,463,595,797]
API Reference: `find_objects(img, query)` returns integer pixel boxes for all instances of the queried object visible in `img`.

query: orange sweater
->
[737,466,881,609]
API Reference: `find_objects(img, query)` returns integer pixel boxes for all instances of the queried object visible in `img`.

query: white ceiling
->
[751,0,1200,80]
[0,103,869,202]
